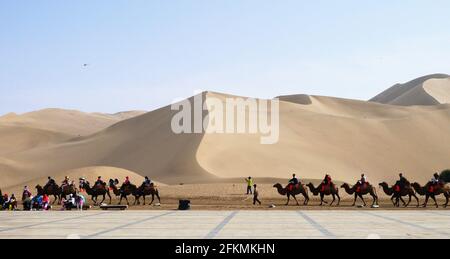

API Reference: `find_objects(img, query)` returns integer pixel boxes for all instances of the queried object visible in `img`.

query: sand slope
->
[1,91,450,188]
[0,108,146,136]
[370,74,450,106]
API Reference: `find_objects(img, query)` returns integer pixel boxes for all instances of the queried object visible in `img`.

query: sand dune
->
[1,75,450,190]
[370,74,450,106]
[0,108,146,136]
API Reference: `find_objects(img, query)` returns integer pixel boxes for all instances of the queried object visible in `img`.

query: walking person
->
[245,177,254,195]
[253,184,261,205]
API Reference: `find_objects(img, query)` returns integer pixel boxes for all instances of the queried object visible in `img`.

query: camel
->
[36,184,60,204]
[135,183,161,205]
[378,182,419,207]
[341,183,378,207]
[79,180,111,206]
[60,184,77,198]
[273,183,309,206]
[109,179,139,205]
[306,183,340,206]
[412,182,450,208]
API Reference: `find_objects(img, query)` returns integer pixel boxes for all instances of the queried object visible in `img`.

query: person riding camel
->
[357,173,368,192]
[143,176,151,187]
[429,173,442,192]
[45,177,55,188]
[95,176,105,187]
[61,176,70,189]
[22,186,32,200]
[120,176,131,194]
[321,174,333,192]
[288,174,299,191]
[395,173,410,192]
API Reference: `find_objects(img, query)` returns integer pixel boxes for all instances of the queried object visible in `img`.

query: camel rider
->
[358,174,368,187]
[95,176,104,186]
[62,176,70,188]
[321,174,333,192]
[46,177,56,187]
[397,173,409,191]
[143,177,151,187]
[430,173,441,186]
[124,176,130,186]
[288,174,299,191]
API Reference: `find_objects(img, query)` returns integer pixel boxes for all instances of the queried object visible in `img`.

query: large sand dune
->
[0,108,146,136]
[1,75,450,190]
[370,74,450,106]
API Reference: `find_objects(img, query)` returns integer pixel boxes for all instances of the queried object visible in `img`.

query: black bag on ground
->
[178,200,190,210]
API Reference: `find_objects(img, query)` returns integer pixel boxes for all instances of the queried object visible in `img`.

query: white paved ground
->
[0,210,449,239]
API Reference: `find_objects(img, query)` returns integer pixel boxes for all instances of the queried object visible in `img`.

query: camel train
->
[273,172,449,208]
[1,171,449,210]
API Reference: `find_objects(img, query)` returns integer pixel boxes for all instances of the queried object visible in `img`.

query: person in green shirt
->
[245,177,254,195]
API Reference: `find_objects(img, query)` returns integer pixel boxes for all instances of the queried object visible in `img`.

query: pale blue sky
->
[1,0,449,114]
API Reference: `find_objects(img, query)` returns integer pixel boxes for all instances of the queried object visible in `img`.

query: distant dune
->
[0,108,146,136]
[1,75,450,190]
[370,74,450,106]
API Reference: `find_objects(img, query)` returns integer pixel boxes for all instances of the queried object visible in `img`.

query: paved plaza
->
[0,210,449,239]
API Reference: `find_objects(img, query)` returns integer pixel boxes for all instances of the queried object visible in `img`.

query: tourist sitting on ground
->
[42,194,50,210]
[31,195,42,210]
[75,192,86,211]
[7,194,18,211]
[62,194,76,210]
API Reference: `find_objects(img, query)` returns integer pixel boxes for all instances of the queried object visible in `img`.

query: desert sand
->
[1,74,450,209]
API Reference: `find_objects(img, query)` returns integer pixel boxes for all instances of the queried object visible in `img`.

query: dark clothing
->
[253,190,261,205]
[289,178,299,185]
[247,186,253,195]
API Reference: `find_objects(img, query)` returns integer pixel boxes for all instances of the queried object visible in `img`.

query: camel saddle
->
[288,183,301,191]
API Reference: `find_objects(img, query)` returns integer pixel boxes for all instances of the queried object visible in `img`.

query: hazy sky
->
[1,0,449,114]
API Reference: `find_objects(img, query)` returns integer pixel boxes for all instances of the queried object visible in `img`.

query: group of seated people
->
[1,193,18,210]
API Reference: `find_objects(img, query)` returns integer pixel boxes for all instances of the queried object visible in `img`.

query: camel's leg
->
[391,196,396,206]
[118,195,123,205]
[352,194,357,206]
[399,197,407,207]
[336,193,341,206]
[99,194,106,205]
[125,195,129,206]
[303,192,309,205]
[133,196,138,206]
[142,195,146,205]
[107,191,112,204]
[320,193,326,206]
[149,194,154,206]
[292,195,300,206]
[286,194,290,206]
[157,192,161,203]
[431,194,438,208]
[413,194,420,207]
[370,193,377,206]
[358,194,366,207]
[330,194,335,206]
[405,195,412,207]
[423,195,429,208]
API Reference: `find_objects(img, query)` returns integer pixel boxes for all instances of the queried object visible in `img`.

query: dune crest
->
[370,74,450,106]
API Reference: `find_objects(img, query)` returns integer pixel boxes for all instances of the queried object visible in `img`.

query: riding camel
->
[341,183,378,207]
[273,183,309,206]
[378,182,419,207]
[79,180,111,205]
[411,182,450,208]
[109,179,139,205]
[306,183,340,206]
[35,184,60,204]
[135,183,161,205]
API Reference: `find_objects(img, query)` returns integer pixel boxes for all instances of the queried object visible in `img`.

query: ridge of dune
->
[0,108,146,136]
[370,74,450,106]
